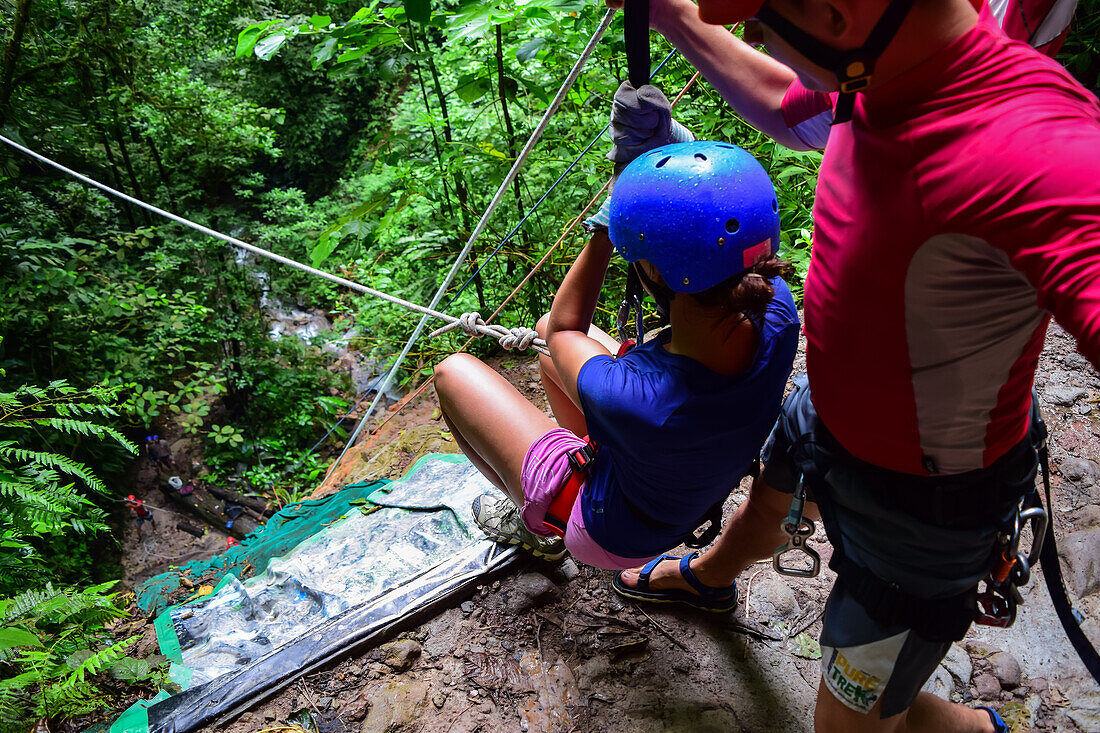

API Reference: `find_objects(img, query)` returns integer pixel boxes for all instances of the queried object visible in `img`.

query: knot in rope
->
[429,312,549,355]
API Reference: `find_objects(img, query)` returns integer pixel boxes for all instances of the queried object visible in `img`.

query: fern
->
[59,636,137,690]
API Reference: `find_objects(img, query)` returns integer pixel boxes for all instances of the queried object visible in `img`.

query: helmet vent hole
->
[726,218,740,234]
[694,153,708,161]
[655,156,672,168]
[772,199,779,213]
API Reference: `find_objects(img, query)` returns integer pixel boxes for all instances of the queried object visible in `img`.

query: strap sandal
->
[975,706,1008,733]
[611,551,738,613]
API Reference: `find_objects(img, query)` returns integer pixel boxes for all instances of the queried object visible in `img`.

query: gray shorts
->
[761,375,1030,717]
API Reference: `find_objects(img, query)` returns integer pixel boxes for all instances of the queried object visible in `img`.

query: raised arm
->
[545,231,617,406]
[609,0,807,148]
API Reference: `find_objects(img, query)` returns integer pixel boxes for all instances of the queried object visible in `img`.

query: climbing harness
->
[542,437,600,538]
[770,386,1100,683]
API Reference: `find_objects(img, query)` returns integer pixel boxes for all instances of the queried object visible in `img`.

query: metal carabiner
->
[773,479,822,578]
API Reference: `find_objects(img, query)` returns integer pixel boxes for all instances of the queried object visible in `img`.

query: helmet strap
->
[755,0,916,124]
[632,262,673,330]
[617,264,647,344]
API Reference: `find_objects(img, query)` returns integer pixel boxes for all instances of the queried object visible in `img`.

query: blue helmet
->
[608,141,780,293]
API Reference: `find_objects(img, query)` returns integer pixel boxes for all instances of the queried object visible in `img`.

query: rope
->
[0,134,549,356]
[321,9,617,480]
[363,55,711,441]
[443,48,679,310]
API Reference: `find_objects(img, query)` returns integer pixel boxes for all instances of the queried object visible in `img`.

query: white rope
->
[431,312,540,351]
[0,134,548,355]
[325,9,616,478]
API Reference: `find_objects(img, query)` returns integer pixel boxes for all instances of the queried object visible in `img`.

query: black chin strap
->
[616,263,670,344]
[755,0,916,124]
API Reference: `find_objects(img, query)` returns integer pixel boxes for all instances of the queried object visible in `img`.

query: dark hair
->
[687,255,793,322]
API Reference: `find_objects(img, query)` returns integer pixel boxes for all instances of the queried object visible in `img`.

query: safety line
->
[0,134,549,356]
[443,48,680,312]
[322,9,618,480]
[363,57,711,441]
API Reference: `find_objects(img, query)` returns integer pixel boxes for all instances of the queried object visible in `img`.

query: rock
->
[505,572,559,613]
[558,558,581,581]
[432,692,446,709]
[1075,505,1100,529]
[942,644,973,686]
[1046,385,1087,406]
[378,639,421,673]
[1060,457,1100,487]
[1060,528,1100,598]
[974,673,1002,700]
[360,679,430,733]
[263,710,277,721]
[317,696,333,709]
[460,601,475,615]
[746,574,802,623]
[1029,677,1049,693]
[922,665,954,698]
[999,700,1032,731]
[988,651,1022,690]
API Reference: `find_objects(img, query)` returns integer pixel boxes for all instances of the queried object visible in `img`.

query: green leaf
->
[455,74,490,103]
[403,0,431,25]
[236,24,268,59]
[0,627,42,649]
[516,37,546,62]
[254,32,288,61]
[309,15,332,29]
[311,37,339,69]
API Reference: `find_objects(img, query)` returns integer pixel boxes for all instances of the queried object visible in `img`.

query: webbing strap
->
[624,0,651,88]
[1036,443,1100,685]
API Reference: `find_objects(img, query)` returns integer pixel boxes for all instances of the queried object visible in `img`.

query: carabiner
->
[773,479,822,578]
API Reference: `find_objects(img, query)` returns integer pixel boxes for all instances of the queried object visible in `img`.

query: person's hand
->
[586,82,696,231]
[607,81,672,163]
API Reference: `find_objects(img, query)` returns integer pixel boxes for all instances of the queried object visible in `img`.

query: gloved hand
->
[585,82,697,232]
[607,81,673,164]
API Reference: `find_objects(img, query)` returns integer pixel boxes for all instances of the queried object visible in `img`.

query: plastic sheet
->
[111,454,521,733]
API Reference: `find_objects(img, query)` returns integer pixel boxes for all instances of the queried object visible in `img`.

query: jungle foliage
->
[0,0,1097,725]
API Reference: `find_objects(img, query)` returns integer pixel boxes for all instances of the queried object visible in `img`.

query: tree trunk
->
[0,0,33,124]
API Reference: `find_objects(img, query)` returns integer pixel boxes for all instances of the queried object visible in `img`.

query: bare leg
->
[535,313,621,437]
[617,475,807,592]
[815,680,994,733]
[434,353,558,508]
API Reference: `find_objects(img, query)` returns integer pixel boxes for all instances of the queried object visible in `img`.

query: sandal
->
[612,551,738,613]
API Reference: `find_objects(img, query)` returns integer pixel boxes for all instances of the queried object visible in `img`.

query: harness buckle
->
[567,441,598,474]
[773,478,822,578]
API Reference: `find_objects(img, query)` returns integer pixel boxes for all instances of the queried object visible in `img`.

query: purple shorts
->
[521,428,658,570]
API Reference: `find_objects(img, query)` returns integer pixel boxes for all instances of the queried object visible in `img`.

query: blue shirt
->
[576,277,799,558]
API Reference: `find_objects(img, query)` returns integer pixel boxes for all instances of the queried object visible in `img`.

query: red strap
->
[542,435,597,539]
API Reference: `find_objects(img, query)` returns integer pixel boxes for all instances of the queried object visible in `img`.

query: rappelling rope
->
[320,8,619,479]
[356,63,711,447]
[0,132,549,356]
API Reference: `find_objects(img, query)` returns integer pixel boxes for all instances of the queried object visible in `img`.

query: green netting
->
[134,478,391,616]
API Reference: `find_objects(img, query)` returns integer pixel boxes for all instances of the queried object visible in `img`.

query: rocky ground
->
[118,323,1100,733]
